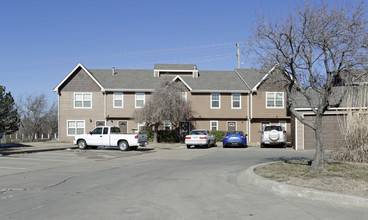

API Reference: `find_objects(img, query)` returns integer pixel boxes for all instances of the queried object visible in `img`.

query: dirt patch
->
[254,160,368,197]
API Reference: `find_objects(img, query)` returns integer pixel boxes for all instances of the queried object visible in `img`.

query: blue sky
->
[0,0,362,103]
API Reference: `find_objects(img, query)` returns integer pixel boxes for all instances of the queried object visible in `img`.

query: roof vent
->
[112,67,116,75]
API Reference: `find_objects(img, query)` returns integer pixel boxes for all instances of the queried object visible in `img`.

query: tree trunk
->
[153,124,159,144]
[309,114,327,172]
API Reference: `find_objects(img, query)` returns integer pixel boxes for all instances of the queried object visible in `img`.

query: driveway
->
[0,145,367,219]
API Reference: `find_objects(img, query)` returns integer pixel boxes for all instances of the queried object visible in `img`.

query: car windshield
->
[264,126,282,131]
[190,130,207,135]
[226,131,243,135]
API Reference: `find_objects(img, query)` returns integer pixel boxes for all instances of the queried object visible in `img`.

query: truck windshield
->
[110,127,121,134]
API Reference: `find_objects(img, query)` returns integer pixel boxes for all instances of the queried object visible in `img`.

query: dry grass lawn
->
[254,161,368,197]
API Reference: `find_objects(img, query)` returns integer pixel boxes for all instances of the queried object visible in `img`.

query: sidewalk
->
[0,142,77,155]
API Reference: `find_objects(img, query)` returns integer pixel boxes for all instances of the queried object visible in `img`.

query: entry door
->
[228,122,236,131]
[119,121,128,133]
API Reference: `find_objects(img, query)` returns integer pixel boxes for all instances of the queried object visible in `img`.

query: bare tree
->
[17,94,57,141]
[134,79,194,143]
[249,1,368,171]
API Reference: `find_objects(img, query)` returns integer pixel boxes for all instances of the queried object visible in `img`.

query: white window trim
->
[135,93,145,108]
[113,92,124,108]
[210,121,218,131]
[138,122,146,131]
[266,92,284,109]
[279,120,287,131]
[231,94,241,109]
[74,92,92,109]
[181,92,187,101]
[67,120,85,136]
[210,93,221,109]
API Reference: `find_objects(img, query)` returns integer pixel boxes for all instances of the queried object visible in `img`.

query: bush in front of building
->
[210,130,226,142]
[139,130,179,143]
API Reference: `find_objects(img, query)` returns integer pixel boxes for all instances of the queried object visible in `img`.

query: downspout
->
[103,90,107,123]
[57,92,60,140]
[247,94,250,141]
[249,91,253,142]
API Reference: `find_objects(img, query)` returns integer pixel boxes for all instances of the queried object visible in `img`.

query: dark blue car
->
[223,131,247,148]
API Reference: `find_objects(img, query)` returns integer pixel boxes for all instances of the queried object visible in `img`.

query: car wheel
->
[187,145,191,149]
[260,143,264,148]
[119,141,130,151]
[78,140,87,150]
[207,141,211,148]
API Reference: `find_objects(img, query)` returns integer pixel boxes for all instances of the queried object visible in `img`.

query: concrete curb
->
[0,146,78,156]
[242,162,368,208]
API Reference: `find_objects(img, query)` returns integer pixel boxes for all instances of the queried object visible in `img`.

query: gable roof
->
[53,63,104,93]
[54,63,276,94]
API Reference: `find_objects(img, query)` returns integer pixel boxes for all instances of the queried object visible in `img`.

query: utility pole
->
[236,43,240,68]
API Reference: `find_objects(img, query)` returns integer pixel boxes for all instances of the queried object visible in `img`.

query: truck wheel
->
[119,141,129,151]
[78,140,87,150]
[187,145,191,149]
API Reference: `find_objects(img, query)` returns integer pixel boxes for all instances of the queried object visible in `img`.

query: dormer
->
[154,64,199,78]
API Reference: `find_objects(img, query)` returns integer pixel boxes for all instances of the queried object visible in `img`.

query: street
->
[0,145,367,219]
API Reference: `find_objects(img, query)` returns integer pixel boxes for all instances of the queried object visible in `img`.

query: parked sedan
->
[223,131,247,148]
[185,130,216,149]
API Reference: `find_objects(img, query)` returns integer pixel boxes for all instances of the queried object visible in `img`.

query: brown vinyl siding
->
[106,92,152,118]
[59,67,101,92]
[192,120,247,132]
[59,91,105,141]
[190,93,248,119]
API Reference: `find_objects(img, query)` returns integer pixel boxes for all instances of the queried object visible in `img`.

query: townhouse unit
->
[53,63,291,143]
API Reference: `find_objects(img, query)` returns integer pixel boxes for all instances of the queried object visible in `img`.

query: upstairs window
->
[181,92,187,101]
[113,93,124,108]
[232,94,241,109]
[135,93,145,108]
[74,93,92,108]
[266,92,284,108]
[211,93,221,109]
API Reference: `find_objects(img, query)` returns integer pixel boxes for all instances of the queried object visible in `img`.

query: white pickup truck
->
[73,126,148,151]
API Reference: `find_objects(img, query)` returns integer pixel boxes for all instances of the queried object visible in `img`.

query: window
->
[74,93,92,108]
[279,121,287,131]
[181,92,187,101]
[232,94,241,109]
[138,122,146,131]
[96,121,105,127]
[211,94,221,109]
[113,93,123,108]
[266,92,284,108]
[135,93,145,108]
[67,120,85,136]
[163,120,171,131]
[210,121,218,131]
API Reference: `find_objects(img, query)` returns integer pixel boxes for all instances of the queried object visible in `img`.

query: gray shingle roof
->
[89,69,159,91]
[88,67,253,93]
[235,68,268,90]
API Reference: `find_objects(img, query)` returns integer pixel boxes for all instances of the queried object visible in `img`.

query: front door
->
[119,121,128,133]
[228,122,236,131]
